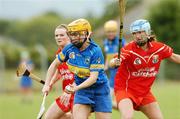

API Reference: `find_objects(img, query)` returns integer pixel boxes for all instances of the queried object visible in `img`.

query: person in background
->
[103,20,126,109]
[19,51,34,103]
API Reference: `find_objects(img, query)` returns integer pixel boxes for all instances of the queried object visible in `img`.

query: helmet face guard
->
[68,30,88,37]
[68,30,88,48]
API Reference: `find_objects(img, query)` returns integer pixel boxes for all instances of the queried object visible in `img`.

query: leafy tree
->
[0,20,10,35]
[148,0,180,79]
[148,0,180,53]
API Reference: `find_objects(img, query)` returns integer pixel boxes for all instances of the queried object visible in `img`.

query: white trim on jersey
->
[147,45,165,63]
[126,65,131,92]
[130,51,147,63]
[122,45,166,64]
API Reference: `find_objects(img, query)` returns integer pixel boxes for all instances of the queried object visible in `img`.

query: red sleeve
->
[161,45,173,59]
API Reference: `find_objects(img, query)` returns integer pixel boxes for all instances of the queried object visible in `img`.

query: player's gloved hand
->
[42,84,51,96]
[109,58,121,68]
[65,84,76,94]
[60,92,71,107]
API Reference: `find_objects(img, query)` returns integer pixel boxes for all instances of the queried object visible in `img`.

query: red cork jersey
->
[115,41,173,96]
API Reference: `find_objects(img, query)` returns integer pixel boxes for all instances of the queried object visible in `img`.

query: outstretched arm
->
[168,53,180,64]
[42,58,61,95]
[49,69,60,87]
[65,72,98,93]
[75,72,98,91]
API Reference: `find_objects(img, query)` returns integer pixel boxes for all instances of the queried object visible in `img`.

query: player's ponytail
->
[148,35,157,42]
[148,30,157,42]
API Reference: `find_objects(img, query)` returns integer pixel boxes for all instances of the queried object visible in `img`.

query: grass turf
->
[0,81,180,119]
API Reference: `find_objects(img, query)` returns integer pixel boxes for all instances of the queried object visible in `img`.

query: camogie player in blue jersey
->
[103,20,126,108]
[42,19,112,119]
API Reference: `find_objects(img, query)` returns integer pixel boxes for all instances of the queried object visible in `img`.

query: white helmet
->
[130,19,151,35]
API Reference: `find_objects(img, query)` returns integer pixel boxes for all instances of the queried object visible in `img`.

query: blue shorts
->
[109,68,118,88]
[74,82,112,112]
[20,76,32,88]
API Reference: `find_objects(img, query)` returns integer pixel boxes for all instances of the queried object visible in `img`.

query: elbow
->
[92,77,97,84]
[92,75,98,84]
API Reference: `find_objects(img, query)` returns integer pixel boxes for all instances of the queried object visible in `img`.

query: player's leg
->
[118,98,134,119]
[59,112,72,119]
[45,101,66,119]
[140,102,163,119]
[73,104,91,119]
[95,112,111,119]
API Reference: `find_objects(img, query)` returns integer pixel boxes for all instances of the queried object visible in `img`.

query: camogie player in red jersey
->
[111,19,180,119]
[43,24,74,119]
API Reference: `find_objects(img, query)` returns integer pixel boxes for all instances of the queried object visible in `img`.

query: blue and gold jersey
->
[57,39,108,85]
[104,36,126,63]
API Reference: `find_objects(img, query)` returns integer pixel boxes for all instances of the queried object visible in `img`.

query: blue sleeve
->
[90,47,105,72]
[122,38,126,47]
[57,44,72,62]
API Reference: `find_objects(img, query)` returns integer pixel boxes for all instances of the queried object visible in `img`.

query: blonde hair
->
[56,24,68,31]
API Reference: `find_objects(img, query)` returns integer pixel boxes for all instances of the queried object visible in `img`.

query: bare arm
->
[42,58,61,94]
[75,72,98,91]
[49,69,59,87]
[45,58,61,86]
[168,53,180,64]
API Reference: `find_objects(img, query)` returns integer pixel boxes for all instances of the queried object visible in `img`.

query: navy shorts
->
[74,82,112,112]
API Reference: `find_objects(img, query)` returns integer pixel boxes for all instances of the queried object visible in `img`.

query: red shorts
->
[56,94,74,112]
[116,90,156,110]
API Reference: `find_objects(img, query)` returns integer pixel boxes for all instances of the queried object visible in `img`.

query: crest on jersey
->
[152,55,159,64]
[69,52,75,59]
[134,58,141,65]
[97,57,101,64]
[85,57,90,65]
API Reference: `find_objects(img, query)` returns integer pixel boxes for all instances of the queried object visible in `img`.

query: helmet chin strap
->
[86,32,92,40]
